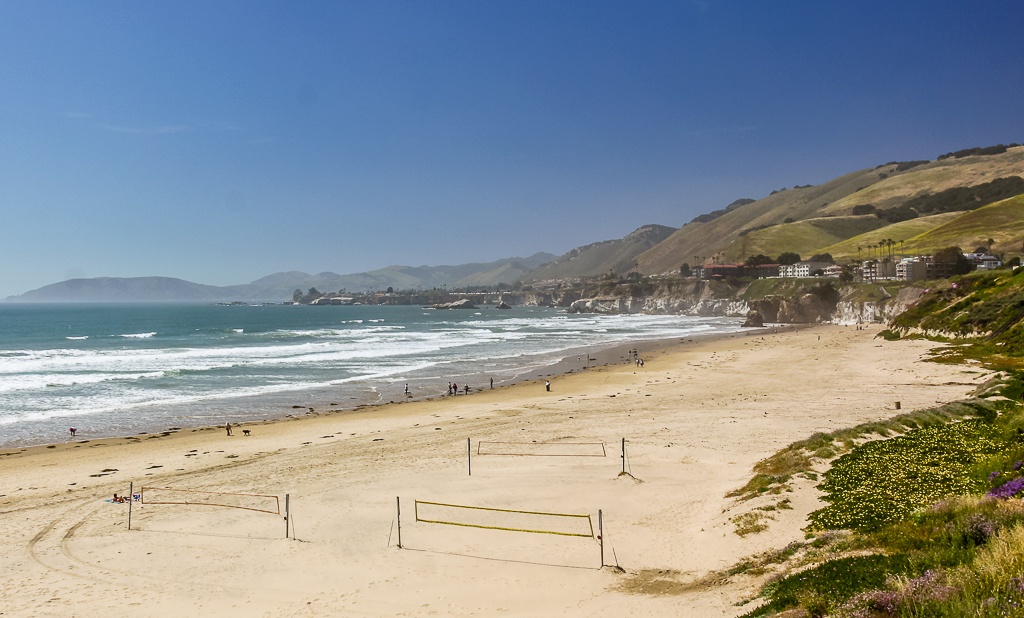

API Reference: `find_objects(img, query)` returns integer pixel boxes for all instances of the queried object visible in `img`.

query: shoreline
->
[2,317,774,453]
[0,321,978,617]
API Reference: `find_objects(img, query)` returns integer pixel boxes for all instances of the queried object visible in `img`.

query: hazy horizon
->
[2,1,1023,298]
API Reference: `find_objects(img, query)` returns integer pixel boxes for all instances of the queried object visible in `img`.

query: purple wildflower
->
[990,470,1002,481]
[902,570,957,604]
[838,571,957,616]
[962,514,998,545]
[1009,576,1024,596]
[1014,461,1023,471]
[989,477,1024,499]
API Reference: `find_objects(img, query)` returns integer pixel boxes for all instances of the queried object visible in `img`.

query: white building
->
[964,252,1002,270]
[779,261,834,277]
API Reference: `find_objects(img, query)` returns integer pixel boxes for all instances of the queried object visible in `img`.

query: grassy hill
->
[726,215,886,262]
[637,167,891,272]
[821,147,1024,215]
[635,145,1024,273]
[525,224,676,280]
[822,196,1024,260]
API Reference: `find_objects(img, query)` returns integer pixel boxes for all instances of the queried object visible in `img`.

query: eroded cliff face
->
[567,283,926,325]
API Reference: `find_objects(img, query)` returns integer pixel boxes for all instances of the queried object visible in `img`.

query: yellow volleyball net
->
[413,500,594,538]
[140,486,282,515]
[475,441,607,457]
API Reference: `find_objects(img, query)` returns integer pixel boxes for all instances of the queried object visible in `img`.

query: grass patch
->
[733,511,773,537]
[741,554,915,617]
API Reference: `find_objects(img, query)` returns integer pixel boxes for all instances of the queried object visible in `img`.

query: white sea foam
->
[0,304,745,447]
[66,336,89,340]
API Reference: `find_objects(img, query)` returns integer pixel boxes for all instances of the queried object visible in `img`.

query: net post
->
[598,510,604,568]
[468,438,472,476]
[285,494,290,539]
[127,482,133,531]
[396,497,402,549]
[621,438,625,474]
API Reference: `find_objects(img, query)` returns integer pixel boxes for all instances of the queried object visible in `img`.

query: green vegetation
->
[938,144,1020,160]
[890,268,1024,358]
[809,416,1000,532]
[737,392,1024,617]
[823,195,1024,262]
[902,194,1024,257]
[730,216,886,263]
[877,176,1024,223]
[730,270,1024,617]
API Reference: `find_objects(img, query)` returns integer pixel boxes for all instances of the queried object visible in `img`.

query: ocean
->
[0,303,743,447]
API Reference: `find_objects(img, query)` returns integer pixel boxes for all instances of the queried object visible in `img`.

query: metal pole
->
[396,497,402,549]
[599,509,604,568]
[621,438,626,474]
[468,438,472,476]
[285,494,290,539]
[127,482,133,530]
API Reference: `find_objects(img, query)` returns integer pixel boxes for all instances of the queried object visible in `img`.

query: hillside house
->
[965,252,1002,270]
[779,261,833,278]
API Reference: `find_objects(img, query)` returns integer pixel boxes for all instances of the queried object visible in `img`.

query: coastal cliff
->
[567,279,926,325]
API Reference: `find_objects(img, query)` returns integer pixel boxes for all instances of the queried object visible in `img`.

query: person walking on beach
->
[490,377,494,389]
[545,380,551,392]
[69,427,76,438]
[225,422,232,436]
[404,383,410,396]
[452,382,458,395]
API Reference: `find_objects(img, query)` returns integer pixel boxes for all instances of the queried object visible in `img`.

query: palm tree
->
[899,239,905,257]
[857,246,862,261]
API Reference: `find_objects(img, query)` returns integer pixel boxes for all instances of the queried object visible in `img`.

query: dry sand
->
[0,324,989,617]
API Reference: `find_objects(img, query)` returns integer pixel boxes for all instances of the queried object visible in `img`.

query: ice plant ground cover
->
[738,371,1024,617]
[808,417,1002,532]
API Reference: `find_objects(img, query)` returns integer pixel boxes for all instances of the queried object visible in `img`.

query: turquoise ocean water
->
[0,303,743,447]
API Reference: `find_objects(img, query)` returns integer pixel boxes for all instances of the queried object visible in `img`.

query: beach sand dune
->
[0,325,986,616]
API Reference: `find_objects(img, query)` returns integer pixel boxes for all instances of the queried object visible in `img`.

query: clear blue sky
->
[2,1,1022,297]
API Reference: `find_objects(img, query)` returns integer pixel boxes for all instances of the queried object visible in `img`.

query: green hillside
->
[818,213,963,260]
[822,196,1024,260]
[637,167,890,272]
[635,145,1024,273]
[821,147,1024,215]
[906,194,1024,254]
[725,215,886,262]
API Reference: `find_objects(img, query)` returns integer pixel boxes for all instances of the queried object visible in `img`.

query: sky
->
[2,1,1023,297]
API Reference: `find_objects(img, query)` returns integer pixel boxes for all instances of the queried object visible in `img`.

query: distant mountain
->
[6,277,238,302]
[4,253,557,302]
[236,253,557,300]
[523,225,677,281]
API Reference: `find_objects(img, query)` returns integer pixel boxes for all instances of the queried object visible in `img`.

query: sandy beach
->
[0,324,988,617]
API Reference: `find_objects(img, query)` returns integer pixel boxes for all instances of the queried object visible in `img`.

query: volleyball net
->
[475,441,607,457]
[140,486,282,515]
[414,500,594,538]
